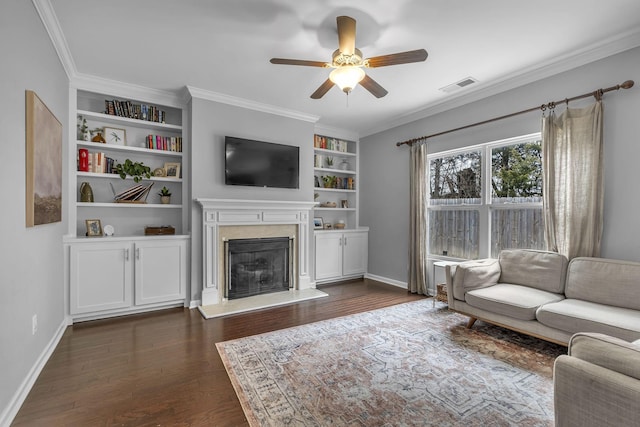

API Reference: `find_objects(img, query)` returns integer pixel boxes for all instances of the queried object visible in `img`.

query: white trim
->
[363,28,640,137]
[0,318,67,426]
[186,86,319,123]
[32,0,76,80]
[189,299,202,309]
[314,124,359,142]
[365,273,407,289]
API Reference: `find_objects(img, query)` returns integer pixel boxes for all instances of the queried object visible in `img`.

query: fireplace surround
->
[196,199,316,308]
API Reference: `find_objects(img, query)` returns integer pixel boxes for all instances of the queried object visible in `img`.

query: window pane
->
[429,210,479,259]
[491,140,542,203]
[430,150,482,205]
[490,208,545,257]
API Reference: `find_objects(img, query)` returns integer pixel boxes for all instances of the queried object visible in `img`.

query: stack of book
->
[112,182,154,203]
[146,135,182,152]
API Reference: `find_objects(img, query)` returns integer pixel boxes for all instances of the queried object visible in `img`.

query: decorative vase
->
[83,130,90,141]
[160,196,171,204]
[339,159,351,171]
[79,182,94,202]
[91,132,106,143]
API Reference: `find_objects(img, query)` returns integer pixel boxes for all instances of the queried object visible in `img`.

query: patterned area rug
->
[216,300,566,426]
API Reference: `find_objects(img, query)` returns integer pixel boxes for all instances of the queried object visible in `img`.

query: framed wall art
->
[25,90,62,227]
[313,217,324,229]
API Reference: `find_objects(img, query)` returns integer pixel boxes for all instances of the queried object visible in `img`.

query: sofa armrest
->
[569,332,640,380]
[445,258,501,301]
[554,333,640,427]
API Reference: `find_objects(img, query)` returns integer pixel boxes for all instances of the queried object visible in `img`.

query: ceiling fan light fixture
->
[329,66,365,93]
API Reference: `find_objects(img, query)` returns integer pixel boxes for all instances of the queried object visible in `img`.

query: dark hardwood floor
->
[13,279,425,426]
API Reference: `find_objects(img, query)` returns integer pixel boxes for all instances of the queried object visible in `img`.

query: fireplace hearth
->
[225,237,293,300]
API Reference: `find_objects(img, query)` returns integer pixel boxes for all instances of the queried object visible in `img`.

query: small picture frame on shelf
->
[164,162,181,178]
[341,199,349,208]
[104,127,126,145]
[313,217,324,229]
[85,219,103,237]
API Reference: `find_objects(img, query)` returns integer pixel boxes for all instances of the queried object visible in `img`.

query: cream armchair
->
[554,332,640,426]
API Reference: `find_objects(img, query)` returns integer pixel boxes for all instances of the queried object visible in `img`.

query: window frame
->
[427,132,543,260]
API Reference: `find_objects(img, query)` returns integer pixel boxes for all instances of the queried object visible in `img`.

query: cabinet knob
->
[344,237,348,245]
[136,248,140,260]
[124,248,129,261]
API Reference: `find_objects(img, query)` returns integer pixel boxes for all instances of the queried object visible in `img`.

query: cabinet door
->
[70,242,132,314]
[315,233,344,281]
[342,231,368,276]
[134,239,187,305]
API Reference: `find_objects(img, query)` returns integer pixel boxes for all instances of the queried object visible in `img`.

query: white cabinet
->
[68,237,188,320]
[315,229,368,283]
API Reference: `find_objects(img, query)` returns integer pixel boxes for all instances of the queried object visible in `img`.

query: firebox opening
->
[224,237,293,300]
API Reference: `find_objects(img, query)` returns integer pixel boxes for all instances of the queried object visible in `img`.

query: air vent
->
[439,77,478,93]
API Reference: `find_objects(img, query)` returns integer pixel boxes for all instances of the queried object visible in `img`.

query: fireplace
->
[196,199,317,307]
[225,237,293,299]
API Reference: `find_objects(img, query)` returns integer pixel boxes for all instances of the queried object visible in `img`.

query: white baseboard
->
[0,318,68,427]
[365,273,407,289]
[189,299,201,309]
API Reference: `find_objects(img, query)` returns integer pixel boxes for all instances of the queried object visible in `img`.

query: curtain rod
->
[395,80,634,147]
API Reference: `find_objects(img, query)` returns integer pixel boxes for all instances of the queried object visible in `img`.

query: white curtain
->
[542,101,604,259]
[408,142,428,294]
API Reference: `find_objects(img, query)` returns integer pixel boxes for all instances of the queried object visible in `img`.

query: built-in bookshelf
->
[70,89,187,238]
[313,134,358,230]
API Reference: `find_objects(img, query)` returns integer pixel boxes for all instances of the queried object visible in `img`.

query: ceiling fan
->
[270,16,428,99]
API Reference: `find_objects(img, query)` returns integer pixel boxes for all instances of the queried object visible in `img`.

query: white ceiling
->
[44,0,640,136]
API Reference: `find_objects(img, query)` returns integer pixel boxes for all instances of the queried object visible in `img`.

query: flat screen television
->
[225,136,299,189]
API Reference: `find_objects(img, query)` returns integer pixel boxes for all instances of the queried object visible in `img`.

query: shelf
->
[76,172,182,183]
[314,167,356,175]
[314,188,356,193]
[78,109,182,132]
[77,140,182,157]
[77,202,182,209]
[313,147,356,157]
[314,207,357,212]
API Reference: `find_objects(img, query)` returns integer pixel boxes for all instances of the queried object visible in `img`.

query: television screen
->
[225,136,300,189]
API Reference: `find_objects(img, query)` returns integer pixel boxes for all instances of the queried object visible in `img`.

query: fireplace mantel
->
[196,199,316,307]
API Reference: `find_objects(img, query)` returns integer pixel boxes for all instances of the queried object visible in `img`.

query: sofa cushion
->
[451,259,501,301]
[465,284,565,321]
[537,299,640,342]
[565,257,640,310]
[498,249,568,293]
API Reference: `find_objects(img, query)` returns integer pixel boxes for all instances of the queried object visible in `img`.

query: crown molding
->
[32,0,77,80]
[186,86,319,123]
[314,124,359,142]
[71,73,184,107]
[362,27,640,137]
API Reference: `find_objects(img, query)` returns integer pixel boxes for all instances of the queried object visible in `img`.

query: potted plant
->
[77,116,89,140]
[325,156,334,168]
[322,175,337,188]
[158,186,172,204]
[114,159,151,182]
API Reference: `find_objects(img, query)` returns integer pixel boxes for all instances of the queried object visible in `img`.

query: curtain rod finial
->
[621,80,634,89]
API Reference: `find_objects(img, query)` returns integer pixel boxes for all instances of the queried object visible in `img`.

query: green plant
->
[325,156,334,167]
[158,186,171,197]
[322,175,337,188]
[114,159,151,182]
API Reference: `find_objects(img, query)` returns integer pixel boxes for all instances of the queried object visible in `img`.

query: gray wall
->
[0,0,69,421]
[360,46,640,285]
[188,97,315,301]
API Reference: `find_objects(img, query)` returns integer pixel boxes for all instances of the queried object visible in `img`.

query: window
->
[428,134,544,259]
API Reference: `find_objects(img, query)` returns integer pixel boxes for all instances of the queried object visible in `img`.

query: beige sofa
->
[444,249,640,345]
[554,332,640,426]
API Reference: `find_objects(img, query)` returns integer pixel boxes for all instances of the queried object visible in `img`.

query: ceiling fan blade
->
[270,58,328,67]
[310,79,335,99]
[337,16,356,55]
[360,74,388,98]
[366,49,428,68]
